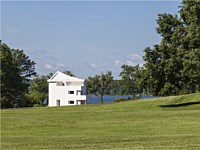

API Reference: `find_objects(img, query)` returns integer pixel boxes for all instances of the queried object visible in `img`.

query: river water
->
[87,95,158,104]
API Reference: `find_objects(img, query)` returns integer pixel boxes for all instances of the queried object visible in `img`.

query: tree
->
[120,65,136,97]
[11,49,36,81]
[0,42,36,108]
[119,64,144,97]
[109,80,121,95]
[10,49,37,95]
[28,74,50,105]
[179,0,200,92]
[25,91,44,106]
[87,71,113,103]
[133,65,146,97]
[0,43,23,108]
[63,70,75,77]
[142,0,200,96]
[145,13,184,96]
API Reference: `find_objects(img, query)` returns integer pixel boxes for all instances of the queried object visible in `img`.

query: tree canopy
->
[142,0,200,96]
[63,70,75,77]
[87,71,113,103]
[28,75,50,105]
[0,42,36,108]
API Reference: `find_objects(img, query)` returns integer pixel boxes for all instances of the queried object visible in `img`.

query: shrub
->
[114,98,126,102]
[33,104,43,107]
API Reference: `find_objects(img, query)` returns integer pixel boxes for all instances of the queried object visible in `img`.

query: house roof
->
[47,71,84,82]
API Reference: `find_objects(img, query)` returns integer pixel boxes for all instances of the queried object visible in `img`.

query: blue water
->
[87,95,158,104]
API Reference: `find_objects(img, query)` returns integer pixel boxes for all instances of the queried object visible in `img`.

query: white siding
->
[48,72,87,107]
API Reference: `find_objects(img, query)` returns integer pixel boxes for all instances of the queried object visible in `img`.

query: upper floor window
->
[66,82,71,86]
[68,91,74,94]
[57,82,64,86]
[71,82,82,86]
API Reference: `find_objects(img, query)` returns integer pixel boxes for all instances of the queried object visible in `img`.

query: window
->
[71,82,82,86]
[81,100,86,104]
[66,82,71,86]
[68,91,74,94]
[76,90,83,95]
[68,101,74,104]
[57,82,64,86]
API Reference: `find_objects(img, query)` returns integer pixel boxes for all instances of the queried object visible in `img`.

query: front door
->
[56,100,60,106]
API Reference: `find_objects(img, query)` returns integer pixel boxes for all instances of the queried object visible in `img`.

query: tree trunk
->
[95,94,104,103]
[100,94,104,103]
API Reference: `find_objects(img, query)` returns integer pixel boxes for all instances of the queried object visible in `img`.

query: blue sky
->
[1,1,181,79]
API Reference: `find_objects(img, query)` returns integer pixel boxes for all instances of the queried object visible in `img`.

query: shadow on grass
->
[160,101,200,108]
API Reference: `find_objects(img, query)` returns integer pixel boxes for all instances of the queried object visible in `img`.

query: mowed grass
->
[1,93,200,149]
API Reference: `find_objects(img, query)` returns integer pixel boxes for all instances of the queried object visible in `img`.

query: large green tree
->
[1,43,23,108]
[180,0,200,92]
[0,42,36,108]
[87,71,113,103]
[143,0,200,96]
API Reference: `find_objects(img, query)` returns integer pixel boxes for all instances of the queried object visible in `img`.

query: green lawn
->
[1,93,200,149]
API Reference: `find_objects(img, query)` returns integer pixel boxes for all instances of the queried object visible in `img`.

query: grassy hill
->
[1,93,200,149]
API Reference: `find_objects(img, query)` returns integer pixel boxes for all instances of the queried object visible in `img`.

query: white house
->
[48,71,87,107]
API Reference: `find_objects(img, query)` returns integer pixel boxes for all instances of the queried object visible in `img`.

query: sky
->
[1,0,181,79]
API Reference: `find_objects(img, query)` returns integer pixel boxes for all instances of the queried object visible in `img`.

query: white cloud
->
[114,60,123,67]
[56,63,65,67]
[124,53,144,66]
[113,53,143,67]
[126,60,135,66]
[44,64,52,69]
[45,54,51,57]
[139,63,144,67]
[90,62,97,69]
[129,53,143,61]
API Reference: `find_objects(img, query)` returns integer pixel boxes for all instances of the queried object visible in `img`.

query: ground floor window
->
[81,100,86,104]
[68,101,74,104]
[77,100,86,105]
